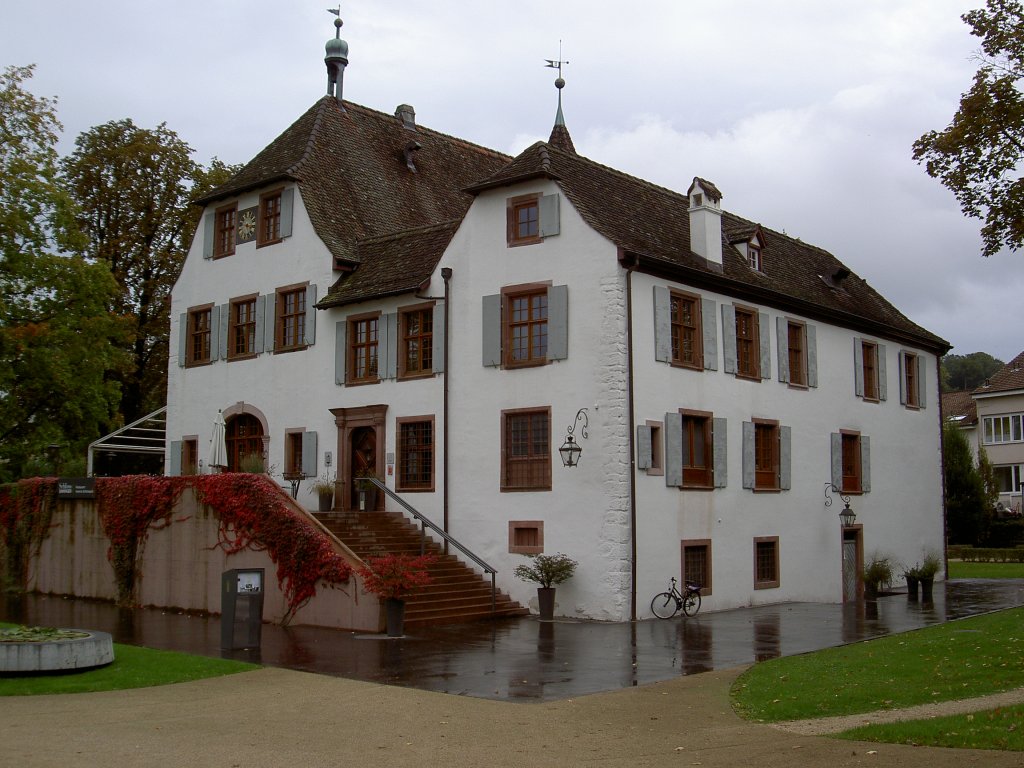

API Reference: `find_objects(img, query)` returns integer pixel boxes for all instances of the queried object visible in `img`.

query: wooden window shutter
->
[177,313,187,367]
[830,432,842,489]
[303,284,317,346]
[702,298,718,371]
[877,344,888,401]
[482,294,502,367]
[381,312,398,379]
[279,187,294,239]
[636,425,653,470]
[209,305,221,362]
[301,431,318,477]
[538,193,560,237]
[264,293,276,352]
[334,320,347,384]
[202,212,215,259]
[548,284,569,361]
[917,356,927,408]
[861,436,871,492]
[254,295,266,354]
[853,338,864,397]
[721,304,737,374]
[741,421,755,489]
[758,311,771,380]
[806,324,818,387]
[899,352,907,405]
[169,440,182,476]
[653,286,671,363]
[218,303,229,360]
[776,317,790,383]
[779,426,792,490]
[664,412,683,487]
[432,303,446,374]
[712,417,728,488]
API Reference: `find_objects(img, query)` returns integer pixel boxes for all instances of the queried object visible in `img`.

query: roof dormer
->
[728,224,767,272]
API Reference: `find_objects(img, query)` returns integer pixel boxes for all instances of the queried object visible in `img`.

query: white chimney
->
[687,177,723,266]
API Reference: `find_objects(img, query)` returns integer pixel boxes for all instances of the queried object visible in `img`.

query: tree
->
[61,121,239,424]
[0,65,126,480]
[913,0,1024,257]
[940,351,1004,391]
[943,421,989,544]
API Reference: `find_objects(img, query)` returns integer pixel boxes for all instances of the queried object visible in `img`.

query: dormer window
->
[506,193,560,247]
[748,244,762,271]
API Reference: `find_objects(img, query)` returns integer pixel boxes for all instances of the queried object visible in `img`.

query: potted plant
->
[309,472,336,512]
[903,563,921,600]
[514,552,578,621]
[862,554,894,599]
[918,550,941,602]
[356,553,435,637]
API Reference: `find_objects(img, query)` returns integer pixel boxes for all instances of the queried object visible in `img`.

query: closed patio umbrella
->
[208,410,228,473]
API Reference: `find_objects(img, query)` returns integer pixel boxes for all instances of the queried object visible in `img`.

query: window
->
[841,432,861,494]
[670,291,703,368]
[855,338,886,402]
[508,521,544,554]
[506,289,548,367]
[226,414,264,472]
[187,305,213,365]
[984,414,1024,444]
[400,305,433,378]
[502,407,551,491]
[787,321,806,387]
[258,190,282,246]
[214,204,236,258]
[229,296,257,359]
[994,465,1023,494]
[735,307,759,379]
[777,317,816,387]
[348,314,380,383]
[754,421,779,491]
[832,430,870,495]
[637,420,664,475]
[182,438,198,476]
[397,417,434,491]
[682,411,713,488]
[284,431,304,479]
[748,244,762,271]
[681,540,712,595]
[754,537,780,589]
[510,196,539,244]
[903,352,919,408]
[276,286,307,352]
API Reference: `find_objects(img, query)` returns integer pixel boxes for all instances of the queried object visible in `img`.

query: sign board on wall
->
[56,478,96,499]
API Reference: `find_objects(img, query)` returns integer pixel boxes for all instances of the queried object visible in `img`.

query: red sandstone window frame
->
[396,416,435,492]
[734,305,760,380]
[506,193,541,246]
[258,189,283,247]
[275,284,307,353]
[501,407,552,492]
[213,203,237,258]
[186,304,213,367]
[754,536,780,589]
[398,303,434,380]
[670,290,703,369]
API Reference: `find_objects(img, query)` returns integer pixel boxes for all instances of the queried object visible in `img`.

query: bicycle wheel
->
[650,592,679,619]
[681,590,701,617]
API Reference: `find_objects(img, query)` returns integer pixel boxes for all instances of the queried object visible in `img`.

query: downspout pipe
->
[622,251,639,621]
[441,267,453,545]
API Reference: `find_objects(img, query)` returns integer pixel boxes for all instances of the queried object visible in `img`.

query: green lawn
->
[947,560,1024,579]
[838,705,1024,751]
[1,623,257,695]
[731,607,1024,723]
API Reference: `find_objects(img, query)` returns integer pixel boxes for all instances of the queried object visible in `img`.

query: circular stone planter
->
[0,630,114,674]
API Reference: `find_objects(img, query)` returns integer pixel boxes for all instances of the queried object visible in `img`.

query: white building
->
[166,23,949,620]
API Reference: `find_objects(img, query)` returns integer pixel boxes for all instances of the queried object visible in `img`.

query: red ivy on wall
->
[0,478,57,589]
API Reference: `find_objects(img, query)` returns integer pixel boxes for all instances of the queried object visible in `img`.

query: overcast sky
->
[5,1,1022,364]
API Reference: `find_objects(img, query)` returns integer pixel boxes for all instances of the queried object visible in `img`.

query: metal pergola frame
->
[86,406,167,476]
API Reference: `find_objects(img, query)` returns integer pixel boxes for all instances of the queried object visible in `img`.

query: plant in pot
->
[356,553,435,637]
[309,472,336,512]
[902,562,922,600]
[862,554,894,599]
[917,550,941,602]
[514,552,578,621]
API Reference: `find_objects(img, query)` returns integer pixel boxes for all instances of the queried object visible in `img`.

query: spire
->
[325,8,349,110]
[544,52,576,153]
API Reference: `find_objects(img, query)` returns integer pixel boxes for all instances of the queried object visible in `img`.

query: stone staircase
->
[315,510,529,626]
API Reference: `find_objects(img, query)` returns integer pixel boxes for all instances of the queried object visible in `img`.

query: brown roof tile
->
[942,390,978,425]
[974,350,1024,395]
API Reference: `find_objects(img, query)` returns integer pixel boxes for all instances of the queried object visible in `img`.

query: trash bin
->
[221,568,264,650]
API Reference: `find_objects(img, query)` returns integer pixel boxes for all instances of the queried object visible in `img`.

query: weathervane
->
[544,41,568,80]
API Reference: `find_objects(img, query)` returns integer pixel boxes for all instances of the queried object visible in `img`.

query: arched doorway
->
[226,413,264,472]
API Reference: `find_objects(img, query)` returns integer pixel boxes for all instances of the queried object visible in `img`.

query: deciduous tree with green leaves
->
[913,0,1024,257]
[0,65,126,480]
[940,351,1004,392]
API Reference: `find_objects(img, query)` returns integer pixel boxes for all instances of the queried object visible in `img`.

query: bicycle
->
[650,576,702,618]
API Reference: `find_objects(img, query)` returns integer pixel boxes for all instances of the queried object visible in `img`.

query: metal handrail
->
[365,477,497,613]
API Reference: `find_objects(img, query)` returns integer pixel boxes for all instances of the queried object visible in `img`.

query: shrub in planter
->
[357,553,435,637]
[862,554,894,597]
[514,553,578,620]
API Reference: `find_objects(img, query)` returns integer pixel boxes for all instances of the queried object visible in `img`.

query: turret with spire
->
[325,8,349,110]
[545,54,576,153]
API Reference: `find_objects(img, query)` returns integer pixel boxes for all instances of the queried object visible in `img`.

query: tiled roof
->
[470,141,947,350]
[973,350,1024,395]
[942,390,978,426]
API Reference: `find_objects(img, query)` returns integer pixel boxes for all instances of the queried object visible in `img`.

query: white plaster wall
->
[974,390,1024,505]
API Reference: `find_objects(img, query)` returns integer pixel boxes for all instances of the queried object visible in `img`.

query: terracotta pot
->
[385,598,405,637]
[537,587,556,621]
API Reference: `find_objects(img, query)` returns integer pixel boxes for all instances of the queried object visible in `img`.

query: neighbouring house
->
[165,19,950,621]
[941,389,979,460]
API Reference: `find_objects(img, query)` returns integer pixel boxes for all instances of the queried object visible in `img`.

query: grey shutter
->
[255,295,266,354]
[218,303,229,360]
[722,304,737,374]
[758,311,771,380]
[169,441,182,476]
[636,425,653,470]
[830,433,842,489]
[776,317,790,383]
[538,193,560,237]
[303,284,317,346]
[861,436,871,492]
[702,298,718,371]
[853,338,864,397]
[878,344,888,401]
[779,426,792,490]
[210,305,221,362]
[301,431,318,477]
[280,187,294,239]
[918,356,927,408]
[653,286,671,363]
[202,213,214,259]
[664,412,683,487]
[177,313,187,367]
[548,284,569,361]
[741,421,755,489]
[807,324,818,387]
[265,293,277,352]
[712,417,728,488]
[482,294,502,367]
[381,312,398,379]
[432,303,445,373]
[899,351,907,405]
[335,320,347,384]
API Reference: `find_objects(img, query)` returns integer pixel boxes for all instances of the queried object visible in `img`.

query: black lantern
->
[559,409,589,467]
[824,482,856,527]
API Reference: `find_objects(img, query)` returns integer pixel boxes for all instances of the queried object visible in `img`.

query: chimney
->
[395,104,417,131]
[687,177,723,266]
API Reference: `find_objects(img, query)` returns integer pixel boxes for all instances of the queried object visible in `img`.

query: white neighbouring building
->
[166,22,950,621]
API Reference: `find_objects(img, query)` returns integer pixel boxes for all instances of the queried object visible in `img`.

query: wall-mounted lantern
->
[824,482,856,527]
[558,409,589,467]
